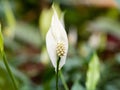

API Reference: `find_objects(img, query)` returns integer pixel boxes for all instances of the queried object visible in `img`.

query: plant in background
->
[2,0,16,38]
[46,4,69,90]
[0,24,18,90]
[86,52,100,90]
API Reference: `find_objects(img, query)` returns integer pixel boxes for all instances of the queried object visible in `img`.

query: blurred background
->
[0,0,120,90]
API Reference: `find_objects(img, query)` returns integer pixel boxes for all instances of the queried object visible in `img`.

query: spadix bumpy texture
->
[46,9,68,70]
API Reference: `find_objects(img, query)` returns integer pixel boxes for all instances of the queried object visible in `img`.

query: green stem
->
[59,70,69,90]
[2,51,18,90]
[56,57,60,90]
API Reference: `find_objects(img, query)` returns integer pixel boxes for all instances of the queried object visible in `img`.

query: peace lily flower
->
[46,8,68,71]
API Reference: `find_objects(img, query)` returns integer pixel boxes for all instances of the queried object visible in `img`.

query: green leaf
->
[0,61,32,90]
[72,81,85,90]
[89,18,120,38]
[39,8,53,40]
[14,23,41,48]
[0,24,4,52]
[39,3,62,41]
[86,53,100,90]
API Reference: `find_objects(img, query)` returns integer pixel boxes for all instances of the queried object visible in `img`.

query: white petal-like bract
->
[46,7,68,70]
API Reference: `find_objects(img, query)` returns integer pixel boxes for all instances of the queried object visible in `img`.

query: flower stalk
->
[60,70,69,90]
[56,57,60,90]
[56,57,69,90]
[1,51,18,90]
[0,24,18,90]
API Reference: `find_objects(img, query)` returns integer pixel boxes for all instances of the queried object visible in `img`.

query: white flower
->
[46,8,68,71]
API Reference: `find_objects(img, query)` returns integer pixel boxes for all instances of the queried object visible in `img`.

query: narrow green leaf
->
[0,24,4,52]
[2,0,16,28]
[86,53,100,90]
[2,0,16,38]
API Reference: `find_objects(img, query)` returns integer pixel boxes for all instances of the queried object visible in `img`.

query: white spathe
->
[46,8,68,70]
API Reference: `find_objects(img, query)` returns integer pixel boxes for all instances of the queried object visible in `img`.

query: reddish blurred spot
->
[100,34,120,60]
[19,61,45,84]
[107,34,120,51]
[16,44,41,56]
[85,0,117,8]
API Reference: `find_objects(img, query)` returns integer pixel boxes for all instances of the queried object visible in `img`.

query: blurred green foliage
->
[0,0,120,90]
